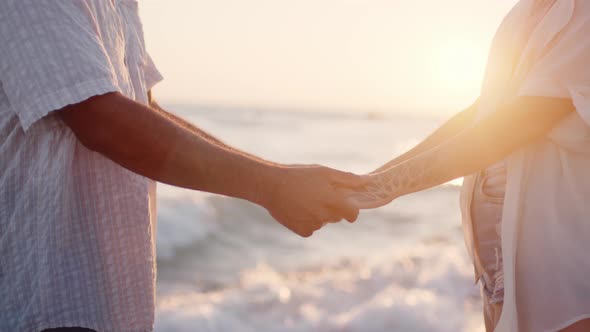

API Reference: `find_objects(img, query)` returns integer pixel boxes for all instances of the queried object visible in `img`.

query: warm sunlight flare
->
[429,42,489,99]
[140,0,518,114]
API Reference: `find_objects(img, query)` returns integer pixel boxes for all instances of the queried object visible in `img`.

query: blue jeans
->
[42,328,97,332]
[471,164,506,330]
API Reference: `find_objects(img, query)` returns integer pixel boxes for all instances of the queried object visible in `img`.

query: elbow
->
[57,92,121,154]
[72,125,113,154]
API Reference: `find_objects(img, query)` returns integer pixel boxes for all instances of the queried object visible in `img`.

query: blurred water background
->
[153,106,484,332]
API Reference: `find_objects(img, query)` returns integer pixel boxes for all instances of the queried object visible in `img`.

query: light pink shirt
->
[461,0,590,331]
[0,1,162,331]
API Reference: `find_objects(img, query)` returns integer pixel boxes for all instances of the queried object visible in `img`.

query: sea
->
[153,105,485,332]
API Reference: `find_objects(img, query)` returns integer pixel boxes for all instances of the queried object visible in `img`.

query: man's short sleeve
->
[0,1,121,131]
[518,0,590,125]
[144,53,164,92]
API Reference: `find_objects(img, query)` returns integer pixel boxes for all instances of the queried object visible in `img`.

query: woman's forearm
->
[371,100,479,173]
[354,96,574,208]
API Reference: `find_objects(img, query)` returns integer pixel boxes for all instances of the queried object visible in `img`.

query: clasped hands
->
[260,164,394,237]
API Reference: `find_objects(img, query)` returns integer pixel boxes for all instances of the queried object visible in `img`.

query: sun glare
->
[429,42,487,96]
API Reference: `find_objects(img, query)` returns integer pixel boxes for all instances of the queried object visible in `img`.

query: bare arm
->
[148,91,229,147]
[372,99,479,173]
[58,92,365,236]
[148,92,278,164]
[352,96,574,208]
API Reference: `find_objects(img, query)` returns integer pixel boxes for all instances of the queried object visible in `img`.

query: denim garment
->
[472,163,506,305]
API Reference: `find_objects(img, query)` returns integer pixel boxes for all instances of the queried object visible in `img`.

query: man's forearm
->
[149,99,228,146]
[149,98,271,162]
[355,97,573,207]
[372,100,478,173]
[60,93,280,205]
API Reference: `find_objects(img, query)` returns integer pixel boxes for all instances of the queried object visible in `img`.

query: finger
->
[286,163,321,168]
[306,215,327,233]
[306,221,324,235]
[344,202,360,223]
[298,228,314,238]
[327,197,359,223]
[325,218,341,224]
[333,187,375,196]
[291,219,317,238]
[325,169,370,190]
[281,221,313,238]
[317,208,343,224]
[347,191,393,210]
[276,213,318,238]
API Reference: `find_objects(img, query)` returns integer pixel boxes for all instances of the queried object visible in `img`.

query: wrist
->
[372,171,404,200]
[247,164,287,207]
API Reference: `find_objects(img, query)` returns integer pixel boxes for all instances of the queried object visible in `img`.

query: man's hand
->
[261,166,366,237]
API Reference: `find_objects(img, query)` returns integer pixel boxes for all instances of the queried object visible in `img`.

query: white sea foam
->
[156,192,218,260]
[155,245,484,332]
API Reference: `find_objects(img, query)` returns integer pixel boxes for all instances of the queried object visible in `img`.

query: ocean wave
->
[155,244,484,332]
[156,193,219,260]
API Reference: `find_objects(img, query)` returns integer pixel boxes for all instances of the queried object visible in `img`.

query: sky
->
[140,0,518,114]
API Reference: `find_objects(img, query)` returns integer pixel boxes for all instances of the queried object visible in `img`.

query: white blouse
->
[460,0,590,331]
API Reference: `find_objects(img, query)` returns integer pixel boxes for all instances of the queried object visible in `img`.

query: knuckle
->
[301,230,313,238]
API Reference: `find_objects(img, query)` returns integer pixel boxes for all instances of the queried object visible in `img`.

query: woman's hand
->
[346,174,398,209]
